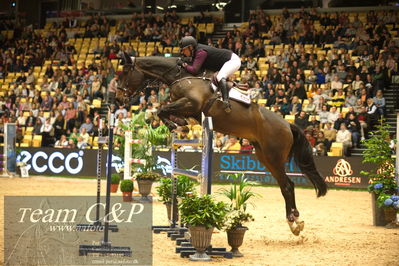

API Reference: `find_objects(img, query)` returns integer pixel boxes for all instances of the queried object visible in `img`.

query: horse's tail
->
[289,123,327,197]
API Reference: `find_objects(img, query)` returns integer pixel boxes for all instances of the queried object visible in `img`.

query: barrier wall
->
[18,148,374,189]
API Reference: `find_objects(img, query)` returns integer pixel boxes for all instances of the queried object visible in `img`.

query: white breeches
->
[216,53,241,81]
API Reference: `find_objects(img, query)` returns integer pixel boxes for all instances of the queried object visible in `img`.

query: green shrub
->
[179,194,227,229]
[111,173,121,185]
[120,180,134,192]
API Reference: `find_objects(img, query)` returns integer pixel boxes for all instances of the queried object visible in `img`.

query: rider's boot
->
[219,78,231,113]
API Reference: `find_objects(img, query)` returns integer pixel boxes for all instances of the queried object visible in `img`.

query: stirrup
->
[223,101,231,113]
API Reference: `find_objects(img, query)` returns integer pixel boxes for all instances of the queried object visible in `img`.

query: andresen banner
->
[19,148,374,189]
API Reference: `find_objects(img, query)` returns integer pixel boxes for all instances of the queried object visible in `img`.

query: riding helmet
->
[179,36,197,49]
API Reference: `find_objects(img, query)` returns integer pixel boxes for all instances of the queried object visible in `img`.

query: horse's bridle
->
[117,56,183,98]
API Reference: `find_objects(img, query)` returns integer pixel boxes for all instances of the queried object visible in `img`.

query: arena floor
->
[0,176,398,266]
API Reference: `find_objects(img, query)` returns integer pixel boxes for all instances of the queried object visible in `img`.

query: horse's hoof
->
[292,227,301,236]
[296,220,305,232]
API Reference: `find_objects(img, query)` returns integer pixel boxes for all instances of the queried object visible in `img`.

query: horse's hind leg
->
[253,142,304,236]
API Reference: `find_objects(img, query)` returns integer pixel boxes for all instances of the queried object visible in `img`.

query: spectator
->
[344,90,357,107]
[366,98,378,129]
[373,89,386,117]
[80,127,90,144]
[115,104,127,118]
[223,136,241,153]
[240,138,254,153]
[346,113,361,148]
[294,111,309,131]
[55,135,69,148]
[323,122,337,151]
[303,97,316,114]
[327,106,339,124]
[289,96,302,116]
[107,75,118,104]
[333,113,346,130]
[77,136,88,149]
[336,123,352,156]
[40,118,54,147]
[357,107,369,140]
[80,117,94,134]
[315,131,329,156]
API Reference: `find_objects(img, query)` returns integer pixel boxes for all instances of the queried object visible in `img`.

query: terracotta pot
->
[227,227,248,257]
[111,184,119,193]
[137,180,153,200]
[165,202,179,222]
[122,192,132,202]
[384,208,397,223]
[188,226,213,261]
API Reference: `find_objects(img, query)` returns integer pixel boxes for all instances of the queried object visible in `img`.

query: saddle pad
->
[229,87,251,105]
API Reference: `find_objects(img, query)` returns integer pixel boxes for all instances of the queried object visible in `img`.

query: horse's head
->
[116,53,146,105]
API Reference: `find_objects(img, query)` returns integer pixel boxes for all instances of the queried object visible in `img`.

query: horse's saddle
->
[211,72,251,105]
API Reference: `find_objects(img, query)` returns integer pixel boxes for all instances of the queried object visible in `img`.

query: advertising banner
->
[19,148,374,189]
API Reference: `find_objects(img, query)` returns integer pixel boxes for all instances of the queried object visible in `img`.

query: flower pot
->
[227,227,247,257]
[188,226,214,261]
[384,208,397,223]
[137,180,153,201]
[371,192,389,226]
[165,202,179,222]
[122,192,132,202]
[111,184,119,193]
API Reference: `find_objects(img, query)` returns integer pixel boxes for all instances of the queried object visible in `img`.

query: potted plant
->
[376,193,399,224]
[361,120,398,227]
[179,194,227,261]
[156,175,197,221]
[136,172,161,201]
[219,173,257,257]
[120,180,134,202]
[111,173,120,193]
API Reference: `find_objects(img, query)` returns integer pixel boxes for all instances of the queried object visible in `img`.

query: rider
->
[179,36,241,113]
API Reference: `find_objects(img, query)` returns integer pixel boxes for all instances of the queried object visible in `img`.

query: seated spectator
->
[77,136,88,149]
[366,98,378,129]
[40,118,54,147]
[336,123,352,156]
[373,89,386,117]
[68,127,79,143]
[280,97,291,116]
[318,105,329,127]
[54,135,69,148]
[80,127,90,144]
[327,106,339,124]
[240,139,254,153]
[294,111,309,131]
[115,104,127,118]
[80,117,94,134]
[333,113,346,130]
[25,111,36,127]
[330,75,343,92]
[305,131,316,148]
[344,106,356,120]
[357,107,369,140]
[67,139,76,149]
[315,131,329,156]
[322,122,336,151]
[308,115,320,129]
[331,89,345,108]
[222,136,241,153]
[214,139,224,153]
[344,90,357,107]
[289,96,302,116]
[303,97,316,114]
[346,113,361,148]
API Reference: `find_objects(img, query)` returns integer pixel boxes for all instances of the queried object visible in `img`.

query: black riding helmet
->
[179,36,197,49]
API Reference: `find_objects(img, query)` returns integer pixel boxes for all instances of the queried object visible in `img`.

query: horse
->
[117,54,327,236]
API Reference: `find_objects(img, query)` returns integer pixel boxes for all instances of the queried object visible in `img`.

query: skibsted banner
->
[19,148,374,189]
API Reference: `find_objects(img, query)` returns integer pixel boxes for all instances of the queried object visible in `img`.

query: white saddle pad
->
[229,87,251,105]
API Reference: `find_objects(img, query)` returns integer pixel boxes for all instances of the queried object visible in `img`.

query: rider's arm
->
[185,49,208,75]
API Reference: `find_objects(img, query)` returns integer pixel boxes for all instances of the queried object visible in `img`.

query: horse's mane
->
[136,56,179,70]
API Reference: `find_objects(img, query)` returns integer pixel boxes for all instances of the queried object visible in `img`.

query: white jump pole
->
[124,131,132,180]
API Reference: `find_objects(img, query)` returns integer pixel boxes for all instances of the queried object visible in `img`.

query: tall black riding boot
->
[219,78,231,113]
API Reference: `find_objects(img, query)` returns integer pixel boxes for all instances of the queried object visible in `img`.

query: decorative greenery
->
[111,173,121,185]
[361,120,397,211]
[156,175,197,204]
[120,180,134,192]
[136,171,161,181]
[115,112,170,173]
[179,194,227,230]
[219,173,257,231]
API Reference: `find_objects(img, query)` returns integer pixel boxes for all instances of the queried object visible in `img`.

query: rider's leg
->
[216,53,241,112]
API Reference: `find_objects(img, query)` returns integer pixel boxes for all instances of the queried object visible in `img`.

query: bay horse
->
[117,54,327,235]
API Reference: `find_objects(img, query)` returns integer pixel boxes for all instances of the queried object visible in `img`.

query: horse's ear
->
[123,52,132,65]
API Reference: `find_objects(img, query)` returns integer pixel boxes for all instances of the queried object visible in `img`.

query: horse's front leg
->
[158,97,199,131]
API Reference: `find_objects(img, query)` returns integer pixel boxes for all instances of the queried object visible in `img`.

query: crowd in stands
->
[0,7,397,156]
